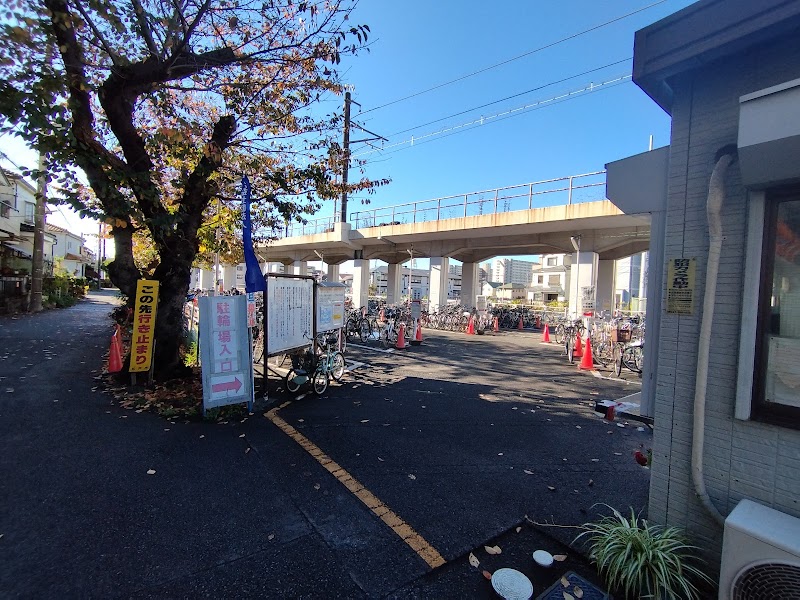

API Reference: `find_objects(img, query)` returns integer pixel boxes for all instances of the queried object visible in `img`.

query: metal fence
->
[279,171,606,238]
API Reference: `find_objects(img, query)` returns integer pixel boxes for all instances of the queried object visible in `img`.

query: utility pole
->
[29,149,47,312]
[339,91,351,224]
[96,221,103,286]
[29,45,53,312]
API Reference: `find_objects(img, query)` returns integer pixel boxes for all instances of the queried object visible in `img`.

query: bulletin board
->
[266,275,314,355]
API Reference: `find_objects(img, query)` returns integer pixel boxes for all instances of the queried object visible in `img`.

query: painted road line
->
[345,360,366,371]
[590,370,642,384]
[347,343,396,354]
[265,403,446,569]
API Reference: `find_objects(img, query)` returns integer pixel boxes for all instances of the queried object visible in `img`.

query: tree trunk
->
[151,251,193,379]
[107,226,140,301]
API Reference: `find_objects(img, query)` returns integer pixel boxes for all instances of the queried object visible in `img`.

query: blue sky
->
[1,0,696,269]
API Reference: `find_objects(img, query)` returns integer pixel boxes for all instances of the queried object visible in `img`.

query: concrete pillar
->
[429,257,449,310]
[351,259,370,309]
[386,263,402,305]
[596,259,616,316]
[640,213,665,419]
[326,263,340,283]
[290,260,307,276]
[568,251,598,317]
[460,262,478,308]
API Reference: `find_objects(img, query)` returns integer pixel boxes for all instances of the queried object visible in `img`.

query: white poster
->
[316,285,345,331]
[267,275,314,354]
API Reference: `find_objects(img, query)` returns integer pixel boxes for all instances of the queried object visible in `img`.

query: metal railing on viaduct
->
[279,170,606,238]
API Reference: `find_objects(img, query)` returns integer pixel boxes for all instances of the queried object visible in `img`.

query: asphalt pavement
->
[1,291,651,599]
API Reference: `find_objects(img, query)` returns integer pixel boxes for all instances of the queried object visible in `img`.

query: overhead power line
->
[353,75,632,160]
[358,0,666,115]
[388,58,631,138]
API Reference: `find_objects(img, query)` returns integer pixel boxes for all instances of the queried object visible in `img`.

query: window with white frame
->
[546,256,557,266]
[24,202,34,224]
[739,188,800,427]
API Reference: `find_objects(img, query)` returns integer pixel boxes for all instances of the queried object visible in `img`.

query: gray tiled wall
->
[648,34,800,568]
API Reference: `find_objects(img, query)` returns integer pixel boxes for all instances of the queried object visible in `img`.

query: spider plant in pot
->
[574,505,713,599]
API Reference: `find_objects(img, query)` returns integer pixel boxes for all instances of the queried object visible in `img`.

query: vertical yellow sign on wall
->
[130,279,159,372]
[667,257,696,315]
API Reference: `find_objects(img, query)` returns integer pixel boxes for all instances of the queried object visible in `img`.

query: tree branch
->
[72,0,123,66]
[130,0,160,59]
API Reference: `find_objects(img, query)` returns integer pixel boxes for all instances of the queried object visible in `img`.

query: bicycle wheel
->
[555,324,565,345]
[567,337,575,364]
[358,319,371,343]
[613,345,623,377]
[331,352,346,381]
[381,328,392,349]
[632,346,644,373]
[285,369,302,393]
[312,369,328,395]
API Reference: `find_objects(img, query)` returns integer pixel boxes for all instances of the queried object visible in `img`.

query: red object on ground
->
[542,324,550,343]
[573,332,583,358]
[395,323,407,349]
[493,317,499,333]
[579,334,594,370]
[634,450,648,466]
[466,315,475,335]
[518,317,524,330]
[108,331,123,373]
[415,320,423,342]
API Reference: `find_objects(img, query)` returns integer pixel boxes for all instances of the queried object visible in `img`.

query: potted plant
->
[574,506,712,599]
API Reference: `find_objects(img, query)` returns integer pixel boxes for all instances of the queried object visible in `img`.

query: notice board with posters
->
[266,275,314,355]
[667,257,697,315]
[199,295,252,412]
[316,282,346,332]
[130,279,159,373]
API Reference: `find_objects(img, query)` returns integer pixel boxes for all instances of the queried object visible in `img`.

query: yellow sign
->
[130,279,159,372]
[667,258,696,315]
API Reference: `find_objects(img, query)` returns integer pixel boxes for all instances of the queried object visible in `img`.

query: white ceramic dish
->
[532,549,554,567]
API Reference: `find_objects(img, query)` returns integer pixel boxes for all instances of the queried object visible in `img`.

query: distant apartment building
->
[370,264,461,300]
[615,252,648,311]
[528,254,571,303]
[493,258,538,285]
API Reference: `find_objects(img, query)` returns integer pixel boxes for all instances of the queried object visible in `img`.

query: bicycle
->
[613,337,644,377]
[284,333,346,395]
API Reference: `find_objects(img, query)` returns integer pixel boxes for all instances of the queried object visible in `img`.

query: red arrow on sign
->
[211,377,242,393]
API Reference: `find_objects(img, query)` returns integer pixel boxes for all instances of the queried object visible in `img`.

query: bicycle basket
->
[611,329,632,343]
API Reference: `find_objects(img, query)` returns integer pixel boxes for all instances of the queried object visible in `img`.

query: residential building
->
[495,282,526,301]
[614,252,648,312]
[47,223,94,278]
[481,281,502,298]
[529,254,571,303]
[607,0,800,575]
[492,258,538,285]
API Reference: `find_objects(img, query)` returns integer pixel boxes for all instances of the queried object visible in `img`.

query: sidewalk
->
[0,290,646,598]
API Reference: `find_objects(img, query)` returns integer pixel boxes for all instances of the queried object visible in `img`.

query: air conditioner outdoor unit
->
[719,498,800,599]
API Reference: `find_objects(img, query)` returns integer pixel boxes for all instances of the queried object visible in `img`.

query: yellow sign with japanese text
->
[667,257,696,315]
[130,279,159,372]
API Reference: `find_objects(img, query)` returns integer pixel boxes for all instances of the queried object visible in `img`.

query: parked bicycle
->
[284,332,346,395]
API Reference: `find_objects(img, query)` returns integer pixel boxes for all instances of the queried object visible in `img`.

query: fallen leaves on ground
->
[468,553,480,568]
[408,474,416,480]
[146,469,156,475]
[484,545,502,555]
[553,554,567,561]
[482,570,492,580]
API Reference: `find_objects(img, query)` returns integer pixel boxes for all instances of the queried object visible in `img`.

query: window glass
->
[547,257,557,266]
[764,199,800,409]
[548,275,560,286]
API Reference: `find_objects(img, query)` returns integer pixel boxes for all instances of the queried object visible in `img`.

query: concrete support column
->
[640,213,665,419]
[568,251,599,317]
[596,259,616,315]
[326,263,340,283]
[429,257,449,309]
[290,260,307,276]
[351,259,370,310]
[460,262,478,308]
[386,263,402,305]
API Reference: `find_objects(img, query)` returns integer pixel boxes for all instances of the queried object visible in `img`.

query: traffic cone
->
[518,317,524,330]
[395,323,407,349]
[108,331,123,373]
[415,320,423,343]
[579,334,594,370]
[542,324,551,343]
[466,315,475,335]
[493,316,499,333]
[573,331,583,359]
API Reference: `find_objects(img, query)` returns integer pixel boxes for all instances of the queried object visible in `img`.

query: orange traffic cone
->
[395,323,407,349]
[108,331,123,373]
[493,316,499,333]
[466,315,475,335]
[518,317,524,330]
[415,320,423,343]
[573,331,583,358]
[543,324,551,343]
[579,334,594,370]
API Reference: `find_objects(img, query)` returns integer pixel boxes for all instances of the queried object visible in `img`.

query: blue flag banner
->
[241,175,267,293]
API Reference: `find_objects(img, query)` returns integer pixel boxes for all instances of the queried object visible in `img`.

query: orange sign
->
[130,279,159,372]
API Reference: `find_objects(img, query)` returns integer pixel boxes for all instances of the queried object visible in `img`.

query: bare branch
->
[130,0,160,59]
[71,0,123,66]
